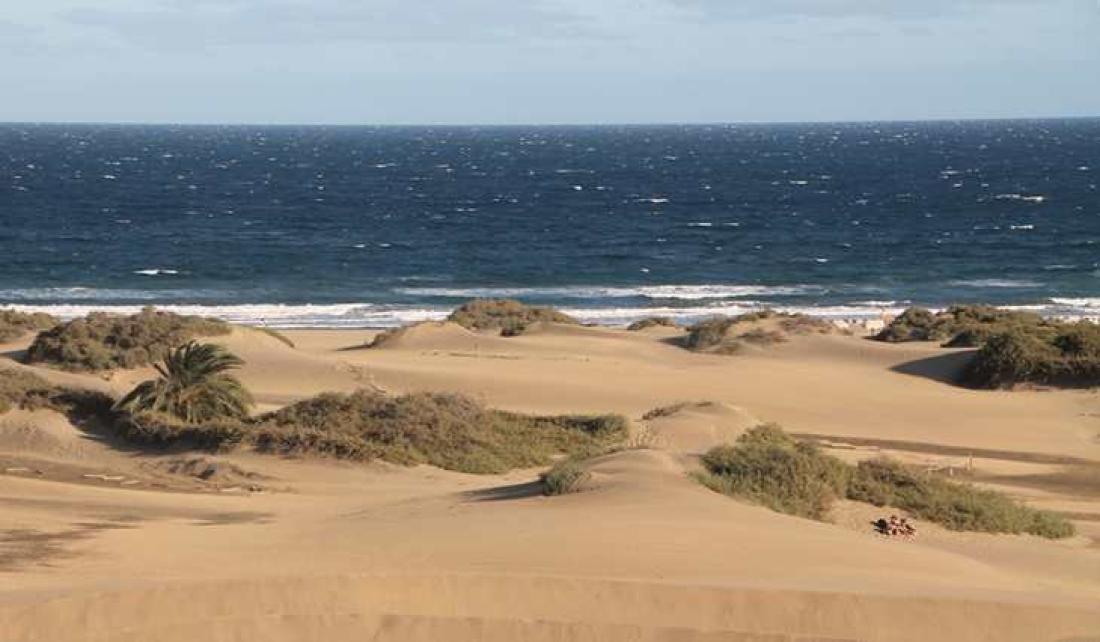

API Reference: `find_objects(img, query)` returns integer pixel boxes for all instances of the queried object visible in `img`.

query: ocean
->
[1,119,1098,327]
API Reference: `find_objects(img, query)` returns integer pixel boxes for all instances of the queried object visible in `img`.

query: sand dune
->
[2,323,1100,641]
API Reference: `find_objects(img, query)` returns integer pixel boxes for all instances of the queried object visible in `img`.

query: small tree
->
[115,341,253,423]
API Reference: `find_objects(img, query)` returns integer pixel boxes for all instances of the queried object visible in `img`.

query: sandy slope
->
[2,324,1100,641]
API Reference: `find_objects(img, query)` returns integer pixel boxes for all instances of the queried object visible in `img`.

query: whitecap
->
[994,193,1046,203]
[949,279,1042,288]
[396,284,824,301]
[133,269,179,276]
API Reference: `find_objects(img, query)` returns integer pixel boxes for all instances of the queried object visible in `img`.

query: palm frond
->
[114,341,253,423]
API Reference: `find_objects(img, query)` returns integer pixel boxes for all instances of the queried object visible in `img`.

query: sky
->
[2,0,1099,124]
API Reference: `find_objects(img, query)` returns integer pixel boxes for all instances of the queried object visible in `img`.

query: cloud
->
[667,0,1065,21]
[62,0,588,49]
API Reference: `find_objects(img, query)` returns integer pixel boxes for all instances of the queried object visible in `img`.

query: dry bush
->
[0,368,114,418]
[627,317,680,331]
[115,389,628,475]
[447,299,578,336]
[541,458,591,495]
[684,310,829,354]
[0,310,58,343]
[25,307,230,372]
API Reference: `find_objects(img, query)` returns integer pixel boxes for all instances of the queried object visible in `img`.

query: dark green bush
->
[447,299,578,336]
[876,305,1053,347]
[964,322,1100,388]
[699,425,1074,538]
[0,310,58,343]
[25,307,231,371]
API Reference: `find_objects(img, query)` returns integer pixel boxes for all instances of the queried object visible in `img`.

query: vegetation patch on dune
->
[964,322,1100,389]
[875,305,1052,347]
[698,425,1074,538]
[848,458,1074,537]
[684,311,833,355]
[627,317,680,332]
[115,389,628,475]
[447,299,579,336]
[876,306,1100,389]
[367,322,432,348]
[0,368,114,418]
[698,425,849,520]
[541,458,591,495]
[0,310,59,343]
[641,402,695,421]
[25,307,231,372]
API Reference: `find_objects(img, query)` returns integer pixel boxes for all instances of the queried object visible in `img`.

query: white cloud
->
[62,0,589,49]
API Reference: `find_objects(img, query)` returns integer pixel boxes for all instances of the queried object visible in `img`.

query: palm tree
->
[115,341,253,423]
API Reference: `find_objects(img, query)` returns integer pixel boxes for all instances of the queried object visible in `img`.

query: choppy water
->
[2,120,1098,326]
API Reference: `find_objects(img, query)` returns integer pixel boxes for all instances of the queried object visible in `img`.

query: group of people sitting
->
[874,515,916,537]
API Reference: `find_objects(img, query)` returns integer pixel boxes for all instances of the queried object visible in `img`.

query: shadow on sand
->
[889,349,975,386]
[462,480,545,503]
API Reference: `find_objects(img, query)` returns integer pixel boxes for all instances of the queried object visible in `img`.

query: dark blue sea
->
[2,120,1098,327]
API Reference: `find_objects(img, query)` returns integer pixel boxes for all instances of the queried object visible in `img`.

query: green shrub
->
[115,342,254,423]
[684,311,828,354]
[964,322,1100,388]
[447,299,578,336]
[25,307,231,371]
[627,317,679,331]
[255,391,625,473]
[699,425,1074,538]
[541,458,591,495]
[849,458,1075,538]
[698,424,850,520]
[0,310,59,343]
[115,389,628,475]
[876,305,1052,347]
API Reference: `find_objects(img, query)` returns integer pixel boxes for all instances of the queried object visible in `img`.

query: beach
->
[2,320,1099,641]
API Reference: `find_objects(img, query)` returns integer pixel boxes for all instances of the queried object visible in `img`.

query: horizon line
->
[2,114,1099,129]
